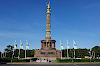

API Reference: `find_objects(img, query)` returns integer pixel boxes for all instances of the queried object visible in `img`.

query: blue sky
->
[0,0,100,52]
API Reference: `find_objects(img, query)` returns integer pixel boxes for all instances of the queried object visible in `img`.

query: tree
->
[26,49,34,57]
[4,45,14,58]
[20,49,25,58]
[92,46,100,58]
[75,49,89,58]
[62,48,90,58]
[14,49,19,57]
[13,49,34,58]
[0,51,1,58]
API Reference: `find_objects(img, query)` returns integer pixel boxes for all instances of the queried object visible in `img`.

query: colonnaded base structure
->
[34,2,61,62]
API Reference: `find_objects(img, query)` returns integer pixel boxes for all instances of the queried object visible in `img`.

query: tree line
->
[0,45,34,58]
[62,46,100,58]
[0,45,100,59]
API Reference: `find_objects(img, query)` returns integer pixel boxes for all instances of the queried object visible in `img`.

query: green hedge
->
[12,58,30,62]
[0,58,11,62]
[31,58,37,61]
[12,58,37,62]
[56,58,100,63]
[0,58,37,62]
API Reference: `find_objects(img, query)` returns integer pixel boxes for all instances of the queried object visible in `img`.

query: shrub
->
[12,58,30,62]
[0,58,11,62]
[56,58,61,62]
[31,58,37,61]
[56,58,100,63]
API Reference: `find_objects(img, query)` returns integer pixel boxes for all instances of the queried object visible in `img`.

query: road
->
[0,64,100,66]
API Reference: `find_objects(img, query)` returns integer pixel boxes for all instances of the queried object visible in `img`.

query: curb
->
[7,62,100,65]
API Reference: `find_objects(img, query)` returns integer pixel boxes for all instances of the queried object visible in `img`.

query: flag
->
[26,40,29,50]
[14,40,17,49]
[20,40,23,49]
[73,40,77,49]
[60,40,64,50]
[67,40,69,49]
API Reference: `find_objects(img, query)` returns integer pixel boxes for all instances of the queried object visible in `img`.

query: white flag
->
[26,40,29,50]
[60,40,64,50]
[20,40,23,49]
[14,40,17,49]
[73,40,77,49]
[67,40,69,49]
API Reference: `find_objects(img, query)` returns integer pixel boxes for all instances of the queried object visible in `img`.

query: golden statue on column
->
[34,2,61,61]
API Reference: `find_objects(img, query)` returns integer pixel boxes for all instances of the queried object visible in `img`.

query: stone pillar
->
[54,43,55,48]
[46,2,51,40]
[51,43,52,48]
[41,42,43,49]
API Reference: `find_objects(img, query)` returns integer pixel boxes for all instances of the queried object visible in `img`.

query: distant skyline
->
[0,0,100,52]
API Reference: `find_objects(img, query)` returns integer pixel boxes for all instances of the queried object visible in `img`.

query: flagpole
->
[67,48,69,58]
[74,49,75,59]
[18,40,21,59]
[67,40,69,58]
[90,49,92,62]
[13,41,15,59]
[25,40,29,59]
[25,40,27,59]
[94,52,95,58]
[25,49,26,59]
[73,40,77,59]
[60,40,63,59]
[61,49,62,59]
[18,48,20,59]
[60,40,62,59]
[14,40,17,59]
[12,48,14,59]
[73,40,75,59]
[92,51,93,58]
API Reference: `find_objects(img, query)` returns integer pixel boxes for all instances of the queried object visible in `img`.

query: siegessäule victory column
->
[34,2,61,62]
